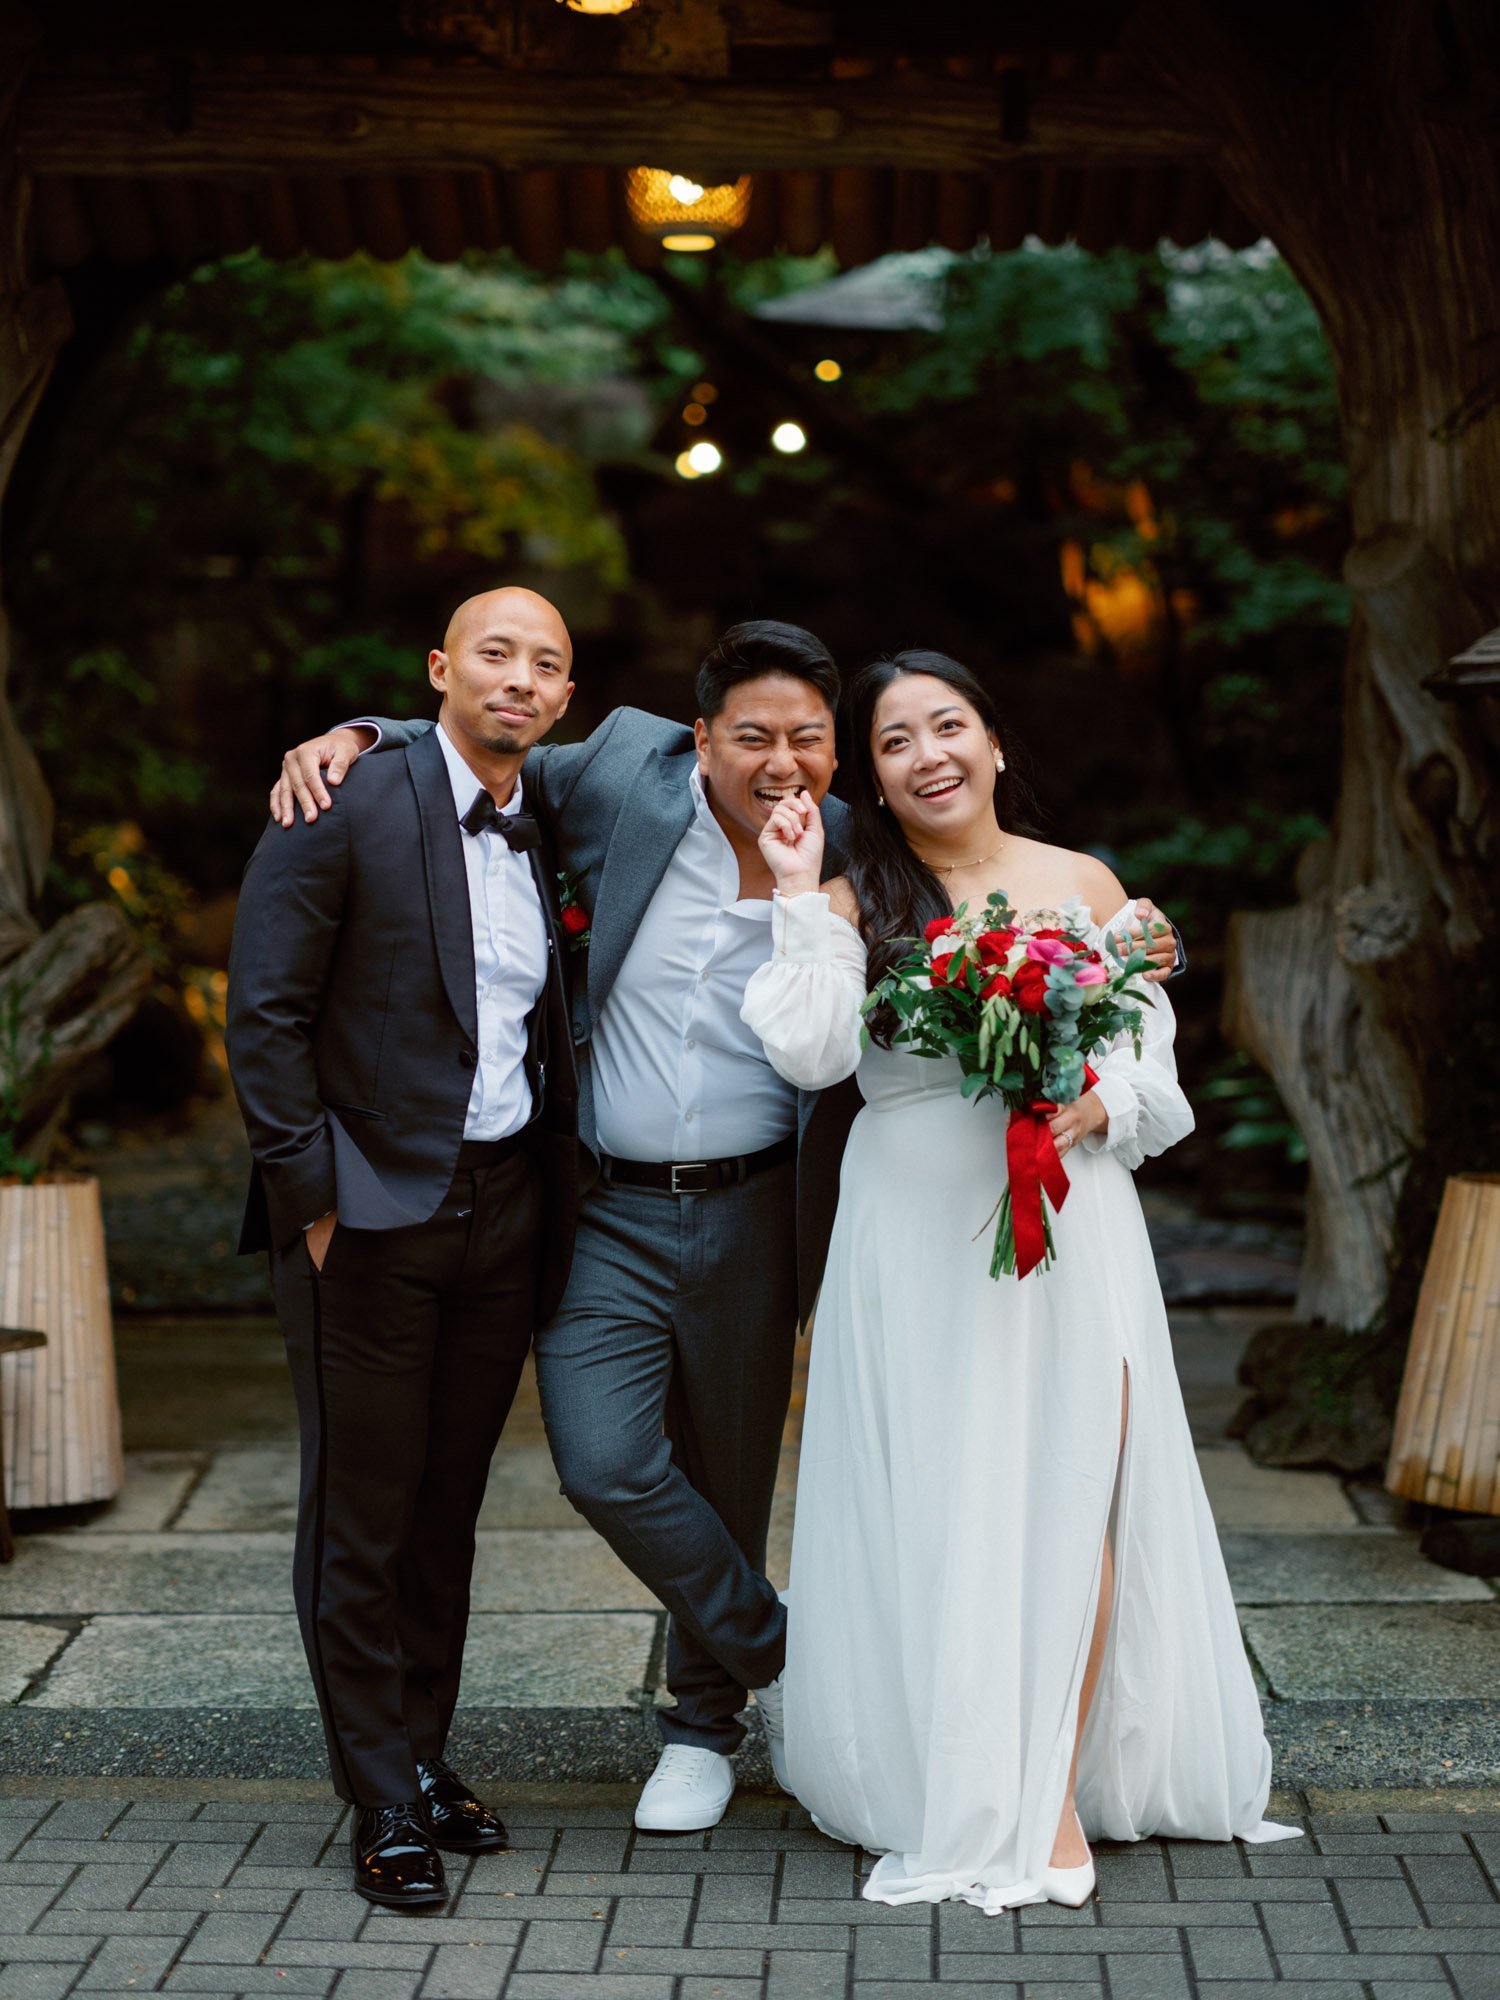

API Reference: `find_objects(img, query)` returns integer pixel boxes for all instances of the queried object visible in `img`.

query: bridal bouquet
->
[863,894,1154,1280]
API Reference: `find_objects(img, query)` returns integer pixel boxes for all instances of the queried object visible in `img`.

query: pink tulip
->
[1025,937,1073,966]
[1074,961,1108,986]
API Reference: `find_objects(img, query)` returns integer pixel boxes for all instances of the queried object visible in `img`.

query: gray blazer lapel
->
[407,728,478,1044]
[586,747,695,1020]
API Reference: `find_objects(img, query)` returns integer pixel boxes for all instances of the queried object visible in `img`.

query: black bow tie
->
[460,791,542,852]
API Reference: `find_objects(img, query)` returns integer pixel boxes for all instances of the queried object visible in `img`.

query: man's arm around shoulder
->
[338,706,655,820]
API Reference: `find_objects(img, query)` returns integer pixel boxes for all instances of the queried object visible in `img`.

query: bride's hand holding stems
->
[758,788,825,899]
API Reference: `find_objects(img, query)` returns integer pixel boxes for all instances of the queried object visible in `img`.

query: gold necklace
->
[919,839,1005,877]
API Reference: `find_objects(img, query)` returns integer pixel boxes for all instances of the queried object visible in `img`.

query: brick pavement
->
[3,1785,1499,2000]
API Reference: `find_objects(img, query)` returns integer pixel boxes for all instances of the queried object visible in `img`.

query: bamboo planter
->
[1386,1174,1500,1515]
[0,1173,123,1509]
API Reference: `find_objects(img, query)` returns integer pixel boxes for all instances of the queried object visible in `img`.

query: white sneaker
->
[753,1672,790,1793]
[634,1745,735,1832]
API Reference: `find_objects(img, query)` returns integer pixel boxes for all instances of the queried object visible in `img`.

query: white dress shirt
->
[591,767,798,1162]
[433,721,549,1142]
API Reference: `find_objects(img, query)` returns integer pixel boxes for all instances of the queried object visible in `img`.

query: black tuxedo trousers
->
[271,1144,539,1806]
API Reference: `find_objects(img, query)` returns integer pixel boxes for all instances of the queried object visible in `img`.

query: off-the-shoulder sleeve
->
[1081,900,1195,1171]
[741,891,868,1091]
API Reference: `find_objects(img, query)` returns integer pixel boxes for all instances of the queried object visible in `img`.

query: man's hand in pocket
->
[306,1212,338,1272]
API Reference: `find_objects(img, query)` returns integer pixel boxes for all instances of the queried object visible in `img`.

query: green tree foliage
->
[864,241,1345,645]
[9,238,1343,1178]
[10,250,676,888]
[848,242,1346,905]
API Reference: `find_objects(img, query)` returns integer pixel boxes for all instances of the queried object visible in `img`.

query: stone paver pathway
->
[4,1309,1498,1789]
[3,1783,1500,1999]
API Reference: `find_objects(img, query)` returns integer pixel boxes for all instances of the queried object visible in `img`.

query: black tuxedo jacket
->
[226,726,579,1322]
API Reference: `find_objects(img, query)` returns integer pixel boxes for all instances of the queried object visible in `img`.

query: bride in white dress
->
[741,650,1294,1914]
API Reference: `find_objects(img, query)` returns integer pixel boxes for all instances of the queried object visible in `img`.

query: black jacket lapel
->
[407,727,478,1045]
[525,823,578,1115]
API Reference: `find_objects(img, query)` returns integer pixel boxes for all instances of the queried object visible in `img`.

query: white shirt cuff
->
[336,717,383,749]
[770,891,834,961]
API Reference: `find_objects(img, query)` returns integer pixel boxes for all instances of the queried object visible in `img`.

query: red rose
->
[981,971,1012,1001]
[929,951,956,987]
[561,904,590,938]
[1030,927,1069,943]
[976,928,1017,965]
[1011,960,1050,1015]
[924,916,956,943]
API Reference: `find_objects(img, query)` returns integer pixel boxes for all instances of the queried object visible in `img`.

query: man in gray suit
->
[273,616,1181,1832]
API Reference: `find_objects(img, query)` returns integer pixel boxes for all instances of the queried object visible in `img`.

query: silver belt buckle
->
[669,1161,711,1194]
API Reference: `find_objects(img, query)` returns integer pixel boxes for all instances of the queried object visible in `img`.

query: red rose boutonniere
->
[557,871,592,953]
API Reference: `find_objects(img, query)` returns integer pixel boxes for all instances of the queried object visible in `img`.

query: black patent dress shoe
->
[350,1803,447,1910]
[417,1757,510,1853]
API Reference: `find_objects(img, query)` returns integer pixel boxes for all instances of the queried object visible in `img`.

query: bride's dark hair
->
[843,651,1037,1031]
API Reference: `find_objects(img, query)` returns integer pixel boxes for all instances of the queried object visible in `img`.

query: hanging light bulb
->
[556,0,637,14]
[627,168,752,253]
[687,440,723,475]
[675,451,702,480]
[771,422,807,454]
[814,358,843,383]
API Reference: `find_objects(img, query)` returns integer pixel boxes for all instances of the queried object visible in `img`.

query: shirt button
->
[699,971,710,984]
[684,1111,695,1124]
[686,1039,696,1050]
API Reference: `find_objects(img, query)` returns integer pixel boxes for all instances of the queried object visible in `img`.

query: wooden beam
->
[16,62,1218,180]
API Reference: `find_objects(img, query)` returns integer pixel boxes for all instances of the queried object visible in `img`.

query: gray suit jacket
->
[372,708,861,1319]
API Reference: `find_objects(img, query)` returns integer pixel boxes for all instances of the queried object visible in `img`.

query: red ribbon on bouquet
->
[1004,1063,1098,1279]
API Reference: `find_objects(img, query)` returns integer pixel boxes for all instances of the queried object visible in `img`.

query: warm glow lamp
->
[627,167,752,252]
[771,422,807,454]
[556,0,637,13]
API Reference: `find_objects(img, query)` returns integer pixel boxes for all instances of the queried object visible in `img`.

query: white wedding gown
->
[741,892,1294,1912]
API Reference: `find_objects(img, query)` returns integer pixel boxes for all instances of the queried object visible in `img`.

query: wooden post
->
[1132,1,1500,1338]
[0,14,150,1142]
[0,12,67,971]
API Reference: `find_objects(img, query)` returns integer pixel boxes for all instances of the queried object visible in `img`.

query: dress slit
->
[1066,1359,1131,1850]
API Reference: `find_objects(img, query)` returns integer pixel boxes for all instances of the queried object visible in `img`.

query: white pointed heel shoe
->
[1041,1813,1095,1907]
[1040,1856,1096,1907]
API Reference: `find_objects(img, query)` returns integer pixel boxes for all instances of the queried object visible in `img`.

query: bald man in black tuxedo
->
[227,589,580,1910]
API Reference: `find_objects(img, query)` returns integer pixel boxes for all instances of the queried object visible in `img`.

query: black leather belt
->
[602,1134,795,1194]
[455,1133,530,1170]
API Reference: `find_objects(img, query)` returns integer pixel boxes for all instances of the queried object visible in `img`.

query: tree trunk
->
[1130,0,1500,1335]
[0,17,149,1142]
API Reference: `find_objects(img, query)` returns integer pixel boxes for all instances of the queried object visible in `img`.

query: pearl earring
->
[995,757,1006,773]
[876,793,885,807]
